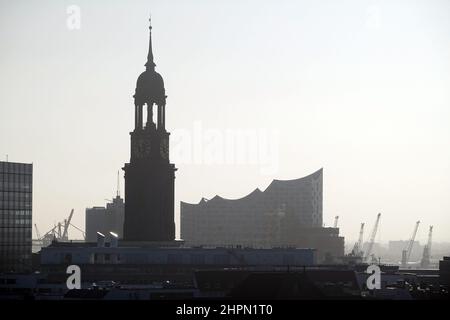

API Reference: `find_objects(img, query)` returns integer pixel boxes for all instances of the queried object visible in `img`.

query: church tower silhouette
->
[123,19,176,241]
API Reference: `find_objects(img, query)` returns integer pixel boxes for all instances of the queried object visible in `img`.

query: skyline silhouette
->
[1,0,450,243]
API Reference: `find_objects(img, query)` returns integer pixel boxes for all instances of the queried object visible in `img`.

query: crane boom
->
[420,225,433,268]
[352,222,365,257]
[58,222,62,238]
[426,225,433,251]
[357,223,365,254]
[43,225,57,238]
[405,221,420,262]
[402,220,420,267]
[62,209,74,240]
[34,224,41,240]
[333,216,339,228]
[351,223,365,256]
[364,213,381,262]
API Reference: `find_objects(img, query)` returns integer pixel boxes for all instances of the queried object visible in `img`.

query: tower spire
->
[145,16,155,69]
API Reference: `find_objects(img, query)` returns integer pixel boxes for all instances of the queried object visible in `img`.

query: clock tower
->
[123,20,176,241]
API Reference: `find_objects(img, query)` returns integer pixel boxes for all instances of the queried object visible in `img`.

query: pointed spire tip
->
[145,16,155,68]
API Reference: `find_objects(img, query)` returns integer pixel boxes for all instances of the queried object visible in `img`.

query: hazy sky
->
[1,0,449,244]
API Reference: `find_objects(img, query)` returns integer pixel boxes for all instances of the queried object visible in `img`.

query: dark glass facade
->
[0,161,32,273]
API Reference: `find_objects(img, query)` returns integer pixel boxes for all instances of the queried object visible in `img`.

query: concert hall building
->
[181,169,344,262]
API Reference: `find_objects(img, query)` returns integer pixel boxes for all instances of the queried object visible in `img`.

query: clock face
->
[133,138,151,158]
[160,138,169,160]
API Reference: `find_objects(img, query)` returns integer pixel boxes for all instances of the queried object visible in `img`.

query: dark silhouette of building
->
[181,169,344,262]
[181,169,323,244]
[440,256,450,286]
[85,195,124,242]
[39,239,315,285]
[123,20,176,241]
[0,161,33,272]
[194,269,362,299]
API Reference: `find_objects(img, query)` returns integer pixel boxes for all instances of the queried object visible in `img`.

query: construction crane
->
[351,223,365,257]
[40,224,58,247]
[57,222,62,239]
[364,213,381,263]
[61,209,74,241]
[333,216,339,228]
[401,220,420,268]
[42,225,57,238]
[420,225,433,268]
[38,209,79,246]
[34,224,41,240]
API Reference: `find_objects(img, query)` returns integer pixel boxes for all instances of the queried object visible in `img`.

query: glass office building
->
[0,161,33,273]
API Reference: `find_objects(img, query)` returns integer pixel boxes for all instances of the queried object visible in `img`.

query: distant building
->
[181,169,344,262]
[39,238,316,284]
[85,195,124,242]
[41,243,316,267]
[439,256,450,286]
[0,161,33,273]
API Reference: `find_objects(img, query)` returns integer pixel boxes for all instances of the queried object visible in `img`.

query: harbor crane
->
[34,224,41,240]
[333,216,339,228]
[401,220,420,268]
[364,213,381,263]
[38,209,77,245]
[420,226,433,268]
[57,222,62,239]
[351,223,365,257]
[61,209,74,241]
[42,224,58,239]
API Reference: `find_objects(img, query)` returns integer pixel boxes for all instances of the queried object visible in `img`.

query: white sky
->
[1,0,449,244]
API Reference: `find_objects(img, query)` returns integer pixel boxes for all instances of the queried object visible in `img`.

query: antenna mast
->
[116,170,120,198]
